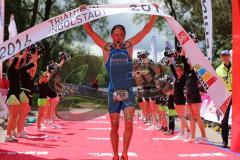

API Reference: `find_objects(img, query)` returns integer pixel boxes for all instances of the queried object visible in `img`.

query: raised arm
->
[39,71,50,84]
[180,50,191,74]
[80,4,106,48]
[8,52,21,70]
[19,49,29,66]
[169,58,178,79]
[170,64,178,79]
[129,15,157,46]
[83,22,106,48]
[21,49,29,60]
[181,56,190,74]
[58,59,65,67]
[28,51,38,79]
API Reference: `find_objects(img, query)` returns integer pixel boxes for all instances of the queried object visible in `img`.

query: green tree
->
[4,0,109,72]
[60,55,103,84]
[134,0,231,64]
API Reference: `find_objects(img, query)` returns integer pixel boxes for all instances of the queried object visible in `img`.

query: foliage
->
[135,0,232,63]
[60,55,103,84]
[4,0,109,70]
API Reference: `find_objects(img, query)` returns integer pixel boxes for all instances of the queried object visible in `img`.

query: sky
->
[82,0,175,61]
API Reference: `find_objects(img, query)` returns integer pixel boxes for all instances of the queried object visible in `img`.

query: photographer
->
[160,46,182,66]
[45,52,68,128]
[133,60,146,122]
[154,64,168,131]
[139,51,159,130]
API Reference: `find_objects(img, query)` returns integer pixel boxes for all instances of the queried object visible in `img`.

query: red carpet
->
[0,111,240,160]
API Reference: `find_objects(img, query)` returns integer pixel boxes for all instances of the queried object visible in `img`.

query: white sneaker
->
[140,116,145,121]
[156,125,162,131]
[44,120,53,125]
[183,138,195,143]
[144,125,155,130]
[16,131,28,138]
[22,130,31,135]
[5,136,18,142]
[184,132,191,139]
[170,133,184,140]
[154,125,161,130]
[51,124,63,129]
[41,124,47,129]
[11,130,17,137]
[37,128,45,132]
[142,120,147,124]
[144,122,151,126]
[195,137,208,144]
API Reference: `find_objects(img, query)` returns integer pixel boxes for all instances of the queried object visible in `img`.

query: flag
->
[201,0,213,61]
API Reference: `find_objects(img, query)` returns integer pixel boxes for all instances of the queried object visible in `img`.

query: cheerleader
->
[37,71,50,131]
[5,52,21,142]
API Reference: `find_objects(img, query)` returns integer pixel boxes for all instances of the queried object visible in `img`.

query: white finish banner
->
[0,4,231,118]
[201,0,213,61]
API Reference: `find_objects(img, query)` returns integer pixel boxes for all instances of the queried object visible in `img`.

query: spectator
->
[216,50,232,148]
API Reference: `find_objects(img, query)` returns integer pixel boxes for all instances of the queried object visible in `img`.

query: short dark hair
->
[111,24,126,35]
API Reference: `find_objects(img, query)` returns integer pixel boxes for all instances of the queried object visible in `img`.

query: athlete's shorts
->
[108,89,136,113]
[38,98,48,106]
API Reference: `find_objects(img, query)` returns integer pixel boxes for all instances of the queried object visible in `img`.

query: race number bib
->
[113,90,129,101]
